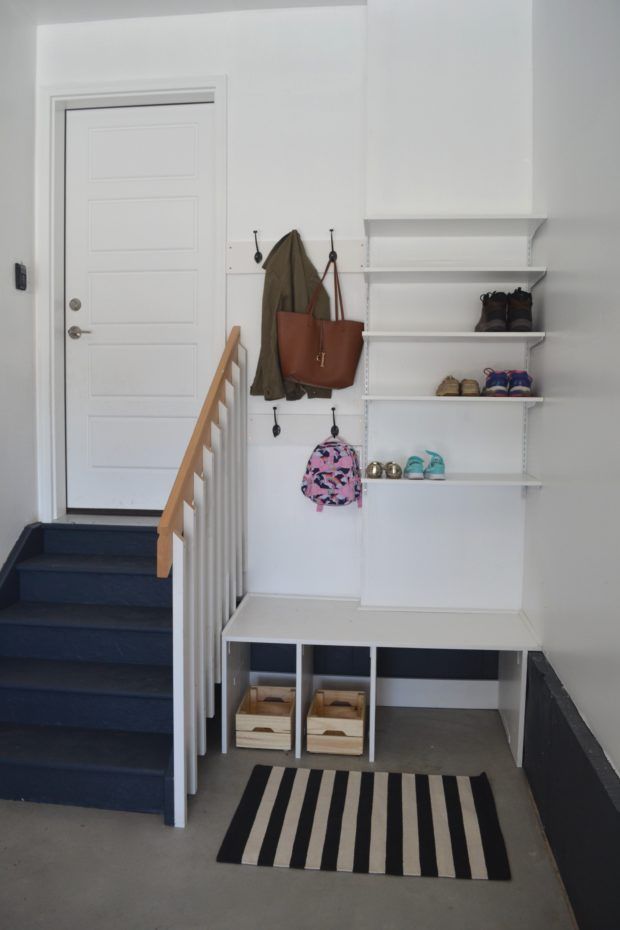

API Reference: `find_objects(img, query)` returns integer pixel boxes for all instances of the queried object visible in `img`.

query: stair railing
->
[157,326,247,827]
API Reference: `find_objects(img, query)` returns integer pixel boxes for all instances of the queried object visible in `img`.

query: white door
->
[65,103,218,510]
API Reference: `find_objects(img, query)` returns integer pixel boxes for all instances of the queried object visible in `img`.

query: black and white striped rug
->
[217,765,510,880]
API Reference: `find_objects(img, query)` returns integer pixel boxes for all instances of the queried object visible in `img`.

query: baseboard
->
[524,653,620,930]
[250,671,499,709]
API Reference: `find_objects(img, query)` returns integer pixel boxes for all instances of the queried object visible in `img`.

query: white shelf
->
[364,214,547,238]
[363,394,543,406]
[222,594,539,652]
[362,473,541,488]
[363,330,545,344]
[363,266,547,286]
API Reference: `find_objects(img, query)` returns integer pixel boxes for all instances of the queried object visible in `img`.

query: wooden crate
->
[306,689,366,756]
[235,685,295,750]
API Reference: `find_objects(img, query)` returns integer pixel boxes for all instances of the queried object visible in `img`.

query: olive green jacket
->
[250,229,332,401]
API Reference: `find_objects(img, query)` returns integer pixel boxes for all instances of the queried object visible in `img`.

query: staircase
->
[0,523,174,824]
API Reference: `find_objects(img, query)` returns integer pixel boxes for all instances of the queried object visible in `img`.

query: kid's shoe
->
[424,450,446,480]
[404,455,425,479]
[483,368,510,396]
[460,378,480,396]
[507,288,533,331]
[436,375,460,396]
[508,370,534,396]
[475,292,507,332]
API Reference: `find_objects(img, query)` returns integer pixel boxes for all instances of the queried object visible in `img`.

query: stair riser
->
[0,764,166,815]
[0,626,171,666]
[19,571,172,608]
[43,528,158,559]
[0,690,172,733]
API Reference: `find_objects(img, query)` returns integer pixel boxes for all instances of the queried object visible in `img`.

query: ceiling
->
[9,0,360,27]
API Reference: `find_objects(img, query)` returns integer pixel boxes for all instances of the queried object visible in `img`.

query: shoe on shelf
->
[424,450,446,480]
[483,368,510,396]
[460,378,481,396]
[475,291,507,332]
[436,375,460,396]
[404,455,425,479]
[507,288,533,331]
[508,370,534,396]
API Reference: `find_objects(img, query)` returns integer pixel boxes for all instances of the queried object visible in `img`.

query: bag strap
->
[305,259,346,321]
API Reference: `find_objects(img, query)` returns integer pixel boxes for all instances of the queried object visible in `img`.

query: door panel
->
[65,103,216,509]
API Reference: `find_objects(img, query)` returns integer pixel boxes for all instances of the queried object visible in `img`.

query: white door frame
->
[35,77,228,520]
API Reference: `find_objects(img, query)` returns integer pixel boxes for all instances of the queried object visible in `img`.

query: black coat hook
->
[253,230,263,264]
[329,228,337,262]
[272,406,281,438]
[330,407,339,438]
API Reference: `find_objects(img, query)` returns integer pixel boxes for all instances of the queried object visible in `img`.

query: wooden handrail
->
[157,326,242,577]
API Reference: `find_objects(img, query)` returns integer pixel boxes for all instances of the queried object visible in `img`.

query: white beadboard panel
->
[89,270,197,325]
[89,122,198,180]
[361,485,524,610]
[227,238,366,274]
[246,445,362,598]
[89,344,196,397]
[89,197,197,252]
[88,415,195,469]
[248,414,364,447]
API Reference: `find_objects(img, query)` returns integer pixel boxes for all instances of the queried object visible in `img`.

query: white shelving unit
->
[220,214,547,770]
[362,473,542,488]
[222,594,539,765]
[363,266,547,286]
[363,331,546,344]
[364,214,547,238]
[363,394,543,405]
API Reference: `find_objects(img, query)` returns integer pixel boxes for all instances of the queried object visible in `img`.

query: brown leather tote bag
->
[276,258,363,390]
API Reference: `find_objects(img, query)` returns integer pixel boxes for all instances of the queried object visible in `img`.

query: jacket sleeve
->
[249,271,286,401]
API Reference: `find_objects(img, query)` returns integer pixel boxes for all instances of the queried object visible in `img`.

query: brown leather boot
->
[475,292,507,332]
[507,288,533,331]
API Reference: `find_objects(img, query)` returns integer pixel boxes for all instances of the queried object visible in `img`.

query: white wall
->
[0,2,38,564]
[525,0,620,772]
[37,1,534,604]
[366,0,532,214]
[38,7,367,596]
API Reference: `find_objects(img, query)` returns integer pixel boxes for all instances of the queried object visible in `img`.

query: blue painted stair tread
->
[16,551,171,607]
[0,602,171,665]
[0,724,171,773]
[0,523,176,822]
[0,657,172,696]
[0,724,173,818]
[18,554,161,575]
[0,602,171,631]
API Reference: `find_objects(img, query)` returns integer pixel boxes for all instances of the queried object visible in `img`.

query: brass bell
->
[384,461,402,479]
[365,461,384,479]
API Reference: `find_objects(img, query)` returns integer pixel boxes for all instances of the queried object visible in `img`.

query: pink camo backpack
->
[301,438,363,512]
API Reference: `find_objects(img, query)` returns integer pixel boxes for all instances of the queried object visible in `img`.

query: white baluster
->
[193,472,207,756]
[183,501,198,795]
[172,532,187,828]
[203,445,216,717]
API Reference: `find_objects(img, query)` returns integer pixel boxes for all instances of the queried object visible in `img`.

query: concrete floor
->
[1,708,576,930]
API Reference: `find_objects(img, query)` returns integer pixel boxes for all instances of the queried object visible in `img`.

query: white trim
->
[35,76,228,520]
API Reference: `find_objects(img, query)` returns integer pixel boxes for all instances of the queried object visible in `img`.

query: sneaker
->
[508,370,533,396]
[483,368,510,396]
[436,375,460,396]
[507,288,533,332]
[475,292,507,332]
[424,450,446,480]
[460,378,480,396]
[403,455,425,480]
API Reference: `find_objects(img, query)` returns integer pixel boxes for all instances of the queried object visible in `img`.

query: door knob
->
[69,298,82,311]
[67,325,92,339]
